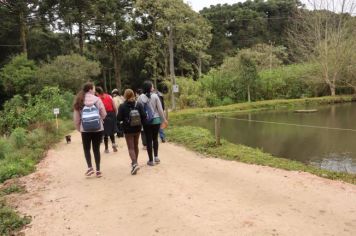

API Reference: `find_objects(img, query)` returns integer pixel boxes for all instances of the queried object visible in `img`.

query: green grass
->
[0,183,26,197]
[169,95,355,121]
[0,199,31,236]
[0,119,74,235]
[0,119,74,183]
[166,126,356,184]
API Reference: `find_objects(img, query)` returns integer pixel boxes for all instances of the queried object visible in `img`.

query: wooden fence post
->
[215,115,221,145]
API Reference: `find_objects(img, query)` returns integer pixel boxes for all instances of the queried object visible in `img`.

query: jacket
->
[73,93,107,132]
[137,93,166,122]
[117,100,146,134]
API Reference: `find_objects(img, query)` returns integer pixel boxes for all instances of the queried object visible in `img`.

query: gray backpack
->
[129,102,142,127]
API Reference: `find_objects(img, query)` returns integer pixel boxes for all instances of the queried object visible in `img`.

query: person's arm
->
[73,110,81,131]
[155,95,167,122]
[137,103,147,121]
[96,99,107,120]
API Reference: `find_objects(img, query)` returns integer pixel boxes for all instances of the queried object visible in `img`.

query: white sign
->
[53,108,60,115]
[173,84,179,93]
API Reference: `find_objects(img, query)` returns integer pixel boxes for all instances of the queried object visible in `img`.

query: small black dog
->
[65,135,71,144]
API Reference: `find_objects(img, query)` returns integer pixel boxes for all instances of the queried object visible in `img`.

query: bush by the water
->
[165,63,326,109]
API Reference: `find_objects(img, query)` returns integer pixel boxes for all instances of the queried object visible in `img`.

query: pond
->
[183,102,356,173]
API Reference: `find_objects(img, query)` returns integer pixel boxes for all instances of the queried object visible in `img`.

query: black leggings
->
[104,134,115,150]
[143,124,160,161]
[81,132,102,171]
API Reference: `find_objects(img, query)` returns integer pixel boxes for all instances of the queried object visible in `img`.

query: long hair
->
[73,82,94,111]
[142,80,153,98]
[124,89,135,102]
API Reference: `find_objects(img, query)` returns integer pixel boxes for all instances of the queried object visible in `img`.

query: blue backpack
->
[81,104,101,131]
[143,96,154,124]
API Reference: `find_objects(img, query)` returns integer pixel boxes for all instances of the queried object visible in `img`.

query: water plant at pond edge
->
[166,126,356,185]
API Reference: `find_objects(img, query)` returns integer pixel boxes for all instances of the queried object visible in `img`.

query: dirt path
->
[12,131,356,236]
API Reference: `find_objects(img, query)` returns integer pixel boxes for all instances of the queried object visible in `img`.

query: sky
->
[184,0,244,12]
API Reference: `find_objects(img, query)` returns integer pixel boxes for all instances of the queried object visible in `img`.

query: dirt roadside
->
[9,131,356,236]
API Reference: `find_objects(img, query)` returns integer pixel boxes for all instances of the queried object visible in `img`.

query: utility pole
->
[168,26,176,110]
[269,40,273,72]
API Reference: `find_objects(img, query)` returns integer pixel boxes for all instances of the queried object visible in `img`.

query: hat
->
[112,89,120,95]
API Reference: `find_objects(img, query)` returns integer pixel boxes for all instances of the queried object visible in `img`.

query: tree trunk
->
[78,22,84,55]
[247,84,251,102]
[197,55,202,79]
[113,49,122,93]
[164,52,169,78]
[330,84,336,96]
[169,27,176,110]
[103,68,108,93]
[69,23,74,53]
[19,11,27,55]
[108,68,112,92]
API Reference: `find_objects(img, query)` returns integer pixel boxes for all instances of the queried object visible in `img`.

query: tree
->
[92,0,134,93]
[135,0,212,109]
[200,0,302,67]
[288,0,356,96]
[0,0,37,55]
[238,53,258,102]
[57,0,96,55]
[0,54,38,95]
[37,54,101,92]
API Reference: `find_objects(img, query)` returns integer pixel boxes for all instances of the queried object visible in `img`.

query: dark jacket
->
[117,101,146,134]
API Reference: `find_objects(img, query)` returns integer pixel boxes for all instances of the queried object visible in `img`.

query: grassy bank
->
[166,126,356,185]
[169,95,355,121]
[0,119,74,235]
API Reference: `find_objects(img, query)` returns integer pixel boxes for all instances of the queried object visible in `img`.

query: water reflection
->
[183,103,356,173]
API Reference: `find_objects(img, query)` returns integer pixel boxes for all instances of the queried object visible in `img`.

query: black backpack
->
[128,102,142,127]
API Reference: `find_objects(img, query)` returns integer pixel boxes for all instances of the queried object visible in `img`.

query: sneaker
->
[85,168,94,176]
[154,157,160,164]
[131,164,140,175]
[161,139,166,143]
[112,144,118,152]
[96,171,102,178]
[147,161,155,166]
[104,149,109,153]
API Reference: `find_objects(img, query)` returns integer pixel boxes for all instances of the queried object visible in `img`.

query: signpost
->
[53,108,60,130]
[173,84,179,93]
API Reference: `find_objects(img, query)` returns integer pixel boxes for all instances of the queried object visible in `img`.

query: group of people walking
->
[73,81,168,177]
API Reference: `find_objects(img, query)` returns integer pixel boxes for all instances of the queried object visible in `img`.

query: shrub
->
[37,54,100,93]
[10,128,27,149]
[0,54,39,95]
[0,87,73,135]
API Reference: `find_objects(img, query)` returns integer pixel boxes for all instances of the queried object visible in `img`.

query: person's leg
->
[92,132,102,174]
[125,134,137,165]
[141,129,147,148]
[110,134,118,152]
[159,128,166,142]
[144,125,154,163]
[104,134,109,152]
[133,132,140,160]
[152,124,160,160]
[81,132,93,169]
